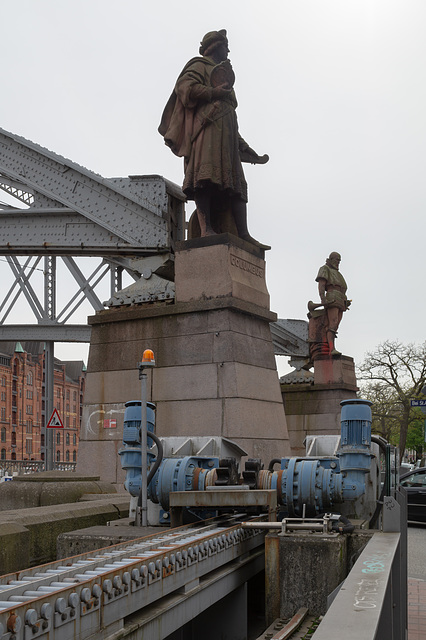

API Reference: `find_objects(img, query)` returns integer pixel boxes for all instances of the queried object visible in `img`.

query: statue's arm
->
[317,277,327,306]
[238,135,269,164]
[176,61,231,108]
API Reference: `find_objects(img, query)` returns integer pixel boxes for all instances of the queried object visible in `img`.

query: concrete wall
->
[0,497,129,575]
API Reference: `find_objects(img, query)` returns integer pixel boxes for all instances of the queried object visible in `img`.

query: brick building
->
[0,342,85,465]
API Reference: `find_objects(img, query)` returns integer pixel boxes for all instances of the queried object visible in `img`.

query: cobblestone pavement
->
[408,578,426,640]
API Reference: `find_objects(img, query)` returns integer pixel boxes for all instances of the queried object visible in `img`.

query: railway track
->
[0,513,266,639]
[256,608,322,640]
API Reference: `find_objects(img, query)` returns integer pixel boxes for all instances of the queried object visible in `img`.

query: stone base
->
[265,530,372,622]
[77,237,290,486]
[281,355,358,455]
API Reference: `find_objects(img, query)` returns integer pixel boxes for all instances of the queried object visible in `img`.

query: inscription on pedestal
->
[230,254,264,278]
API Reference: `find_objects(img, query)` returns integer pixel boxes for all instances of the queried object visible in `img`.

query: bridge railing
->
[0,460,76,475]
[315,489,407,639]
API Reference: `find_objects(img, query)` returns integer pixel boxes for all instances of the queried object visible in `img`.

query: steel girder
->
[0,127,185,255]
[0,128,186,342]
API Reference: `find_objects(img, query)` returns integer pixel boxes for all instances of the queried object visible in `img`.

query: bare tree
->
[357,340,426,458]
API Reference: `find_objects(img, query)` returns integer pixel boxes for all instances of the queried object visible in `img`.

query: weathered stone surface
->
[213,331,276,369]
[275,533,347,617]
[219,363,283,402]
[76,438,126,485]
[223,398,288,441]
[153,364,218,401]
[0,478,116,510]
[84,372,143,404]
[156,400,224,438]
[175,242,269,308]
[314,355,357,386]
[0,498,129,574]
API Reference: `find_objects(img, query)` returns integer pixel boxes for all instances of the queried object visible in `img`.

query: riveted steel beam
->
[0,324,91,342]
[0,128,185,255]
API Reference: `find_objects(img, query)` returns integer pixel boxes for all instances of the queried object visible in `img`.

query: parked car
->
[399,467,426,523]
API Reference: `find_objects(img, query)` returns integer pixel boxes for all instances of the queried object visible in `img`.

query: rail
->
[0,514,266,639]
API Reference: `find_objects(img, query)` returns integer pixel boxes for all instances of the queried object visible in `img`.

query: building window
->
[26,439,32,455]
[41,434,45,447]
[73,433,77,446]
[26,405,33,415]
[27,372,33,386]
[73,391,77,402]
[1,377,5,386]
[57,388,61,398]
[1,427,5,442]
[66,450,70,462]
[26,389,33,399]
[73,417,76,428]
[1,408,5,421]
[66,404,69,413]
[1,448,5,460]
[66,433,70,446]
[66,417,70,428]
[56,450,60,462]
[66,390,70,401]
[26,420,32,434]
[73,450,77,462]
[11,432,16,446]
[56,432,61,445]
[1,392,5,401]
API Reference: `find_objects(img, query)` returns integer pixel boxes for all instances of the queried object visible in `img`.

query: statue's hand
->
[240,149,269,164]
[211,84,231,99]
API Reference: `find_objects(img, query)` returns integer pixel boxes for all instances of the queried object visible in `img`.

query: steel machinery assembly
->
[119,398,379,524]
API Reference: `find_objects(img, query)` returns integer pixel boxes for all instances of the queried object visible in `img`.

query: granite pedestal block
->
[77,235,290,486]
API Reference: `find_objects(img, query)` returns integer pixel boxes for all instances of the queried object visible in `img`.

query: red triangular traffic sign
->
[46,408,64,429]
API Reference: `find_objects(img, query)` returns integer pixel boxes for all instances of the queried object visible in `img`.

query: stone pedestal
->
[77,234,290,486]
[281,355,358,456]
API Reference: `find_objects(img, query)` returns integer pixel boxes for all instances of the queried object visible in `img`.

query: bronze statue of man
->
[159,29,268,244]
[314,252,351,355]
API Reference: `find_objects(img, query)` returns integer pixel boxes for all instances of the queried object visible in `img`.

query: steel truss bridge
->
[0,128,186,469]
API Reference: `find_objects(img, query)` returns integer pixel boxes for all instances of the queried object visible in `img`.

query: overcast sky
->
[1,0,425,375]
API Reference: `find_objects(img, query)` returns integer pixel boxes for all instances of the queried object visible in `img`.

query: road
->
[407,524,426,580]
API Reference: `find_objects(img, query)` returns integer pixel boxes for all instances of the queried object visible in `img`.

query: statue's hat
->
[199,30,228,55]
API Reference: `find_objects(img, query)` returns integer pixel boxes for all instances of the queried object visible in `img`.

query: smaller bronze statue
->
[308,252,351,359]
[158,29,268,246]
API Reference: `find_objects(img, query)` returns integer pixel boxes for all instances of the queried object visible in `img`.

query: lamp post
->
[137,349,156,527]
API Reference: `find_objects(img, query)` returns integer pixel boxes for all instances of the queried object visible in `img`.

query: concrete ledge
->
[0,496,129,575]
[88,296,277,326]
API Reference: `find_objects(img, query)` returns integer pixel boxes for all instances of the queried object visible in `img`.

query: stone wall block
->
[155,399,223,437]
[152,364,218,401]
[219,363,283,402]
[223,398,288,441]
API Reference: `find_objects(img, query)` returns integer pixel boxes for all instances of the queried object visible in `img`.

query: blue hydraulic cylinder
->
[118,400,156,497]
